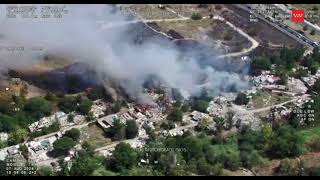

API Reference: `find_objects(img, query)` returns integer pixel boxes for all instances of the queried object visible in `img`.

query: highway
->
[235,4,319,49]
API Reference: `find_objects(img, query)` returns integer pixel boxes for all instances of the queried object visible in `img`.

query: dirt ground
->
[80,123,112,149]
[223,5,300,50]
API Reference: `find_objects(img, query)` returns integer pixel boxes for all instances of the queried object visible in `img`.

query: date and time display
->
[5,5,69,19]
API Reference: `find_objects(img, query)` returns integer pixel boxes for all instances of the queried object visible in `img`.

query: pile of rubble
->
[287,77,308,94]
[29,112,69,132]
[301,69,320,87]
[89,99,107,118]
[232,113,261,131]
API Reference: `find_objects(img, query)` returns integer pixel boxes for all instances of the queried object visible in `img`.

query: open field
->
[224,5,300,51]
[80,123,112,149]
[122,4,180,19]
[250,90,291,109]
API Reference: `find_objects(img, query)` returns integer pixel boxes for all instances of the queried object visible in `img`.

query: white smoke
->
[0,4,249,101]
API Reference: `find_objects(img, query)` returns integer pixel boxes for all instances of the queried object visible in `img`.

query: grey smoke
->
[0,4,249,102]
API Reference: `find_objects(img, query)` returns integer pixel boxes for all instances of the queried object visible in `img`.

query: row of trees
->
[58,95,93,115]
[53,118,308,176]
[0,96,54,146]
[107,119,139,141]
[251,47,305,74]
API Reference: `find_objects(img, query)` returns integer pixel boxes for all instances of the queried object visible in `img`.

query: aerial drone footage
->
[0,3,320,176]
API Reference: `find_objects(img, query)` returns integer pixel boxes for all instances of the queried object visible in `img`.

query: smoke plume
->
[0,5,249,102]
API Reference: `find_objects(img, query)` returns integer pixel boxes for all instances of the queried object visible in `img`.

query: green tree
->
[196,158,222,176]
[311,29,316,35]
[0,114,19,133]
[205,144,241,171]
[311,79,320,94]
[24,97,52,119]
[53,137,76,153]
[19,144,29,159]
[78,99,93,115]
[67,113,75,123]
[277,158,301,176]
[37,166,54,176]
[191,12,202,20]
[225,110,235,130]
[251,56,272,71]
[234,93,249,105]
[303,25,308,31]
[92,167,117,176]
[214,117,225,132]
[122,167,156,176]
[112,142,138,171]
[266,125,303,158]
[167,108,183,122]
[126,120,138,139]
[192,100,209,113]
[86,112,95,122]
[181,104,190,112]
[69,155,104,176]
[64,128,81,142]
[108,119,126,141]
[8,128,28,145]
[161,121,176,130]
[58,96,78,113]
[0,160,6,176]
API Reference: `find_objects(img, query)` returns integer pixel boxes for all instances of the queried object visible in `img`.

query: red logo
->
[292,9,304,22]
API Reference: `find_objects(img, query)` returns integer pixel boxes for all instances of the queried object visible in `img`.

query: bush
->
[234,93,249,105]
[30,122,60,138]
[161,121,176,130]
[191,13,202,20]
[303,25,308,31]
[126,120,138,139]
[78,99,93,115]
[277,158,301,176]
[58,96,78,113]
[53,137,76,152]
[192,100,209,113]
[113,142,138,171]
[64,128,81,142]
[24,97,52,119]
[266,125,303,158]
[251,56,272,71]
[167,108,183,122]
[307,137,320,152]
[311,29,316,35]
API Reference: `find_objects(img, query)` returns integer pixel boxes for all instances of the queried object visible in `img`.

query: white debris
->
[0,133,8,141]
[190,111,210,122]
[29,112,68,132]
[287,78,308,94]
[90,100,107,118]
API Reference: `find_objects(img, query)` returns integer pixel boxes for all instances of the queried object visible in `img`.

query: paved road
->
[235,4,316,49]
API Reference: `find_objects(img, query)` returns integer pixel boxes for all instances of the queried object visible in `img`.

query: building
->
[29,112,69,132]
[190,111,210,122]
[97,114,118,130]
[7,145,20,156]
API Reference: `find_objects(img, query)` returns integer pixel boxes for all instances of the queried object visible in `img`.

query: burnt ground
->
[223,5,302,56]
[206,20,252,53]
